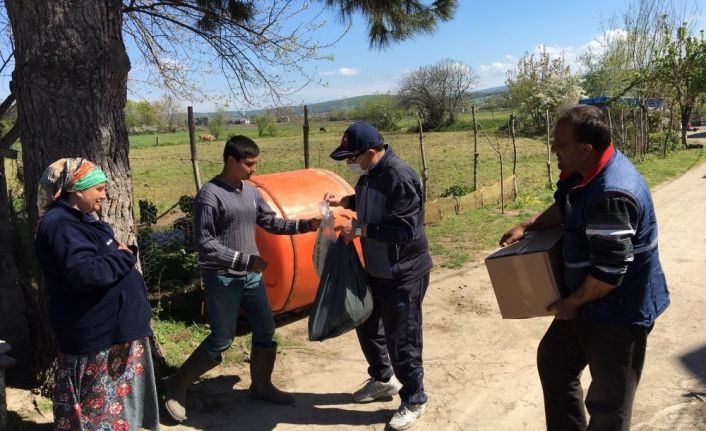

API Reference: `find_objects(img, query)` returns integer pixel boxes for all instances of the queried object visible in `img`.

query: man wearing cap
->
[325,121,432,431]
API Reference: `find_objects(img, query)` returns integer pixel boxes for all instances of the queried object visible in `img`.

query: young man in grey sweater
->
[164,135,321,422]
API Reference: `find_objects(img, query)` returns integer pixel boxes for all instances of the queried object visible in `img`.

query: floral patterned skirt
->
[52,337,159,431]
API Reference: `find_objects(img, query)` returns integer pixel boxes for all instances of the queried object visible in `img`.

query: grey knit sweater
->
[194,176,311,271]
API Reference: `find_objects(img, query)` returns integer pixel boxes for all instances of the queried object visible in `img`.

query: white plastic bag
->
[313,200,336,277]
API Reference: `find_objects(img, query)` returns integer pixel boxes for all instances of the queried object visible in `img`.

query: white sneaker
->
[352,376,402,403]
[387,402,427,430]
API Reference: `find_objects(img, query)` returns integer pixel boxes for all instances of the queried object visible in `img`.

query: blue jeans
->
[198,270,276,362]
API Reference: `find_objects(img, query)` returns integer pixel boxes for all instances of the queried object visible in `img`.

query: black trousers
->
[356,272,429,405]
[537,318,652,431]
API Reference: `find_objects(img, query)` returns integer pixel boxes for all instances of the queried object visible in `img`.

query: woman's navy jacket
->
[35,201,152,354]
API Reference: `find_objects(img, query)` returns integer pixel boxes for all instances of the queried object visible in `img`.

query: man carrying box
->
[499,105,669,431]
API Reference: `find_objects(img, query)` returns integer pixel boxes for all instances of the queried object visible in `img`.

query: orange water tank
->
[251,169,358,314]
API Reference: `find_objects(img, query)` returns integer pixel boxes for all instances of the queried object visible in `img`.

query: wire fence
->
[3,104,676,316]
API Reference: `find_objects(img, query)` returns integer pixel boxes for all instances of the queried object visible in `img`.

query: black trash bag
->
[308,236,373,341]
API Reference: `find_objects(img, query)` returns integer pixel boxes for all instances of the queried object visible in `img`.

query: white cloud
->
[446,61,472,74]
[532,44,579,69]
[339,67,360,77]
[452,29,635,90]
[581,29,628,57]
[476,60,514,88]
[321,67,361,77]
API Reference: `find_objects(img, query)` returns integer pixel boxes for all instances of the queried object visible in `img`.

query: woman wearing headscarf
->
[34,158,159,431]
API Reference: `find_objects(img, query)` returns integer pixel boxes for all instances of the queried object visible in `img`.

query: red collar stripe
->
[574,143,615,188]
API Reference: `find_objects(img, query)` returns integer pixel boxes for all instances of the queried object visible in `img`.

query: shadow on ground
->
[681,345,706,391]
[161,374,395,431]
[6,411,52,431]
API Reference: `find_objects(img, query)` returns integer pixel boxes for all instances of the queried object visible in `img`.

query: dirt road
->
[9,156,706,430]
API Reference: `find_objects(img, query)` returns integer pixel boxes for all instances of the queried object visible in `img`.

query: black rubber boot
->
[163,348,219,421]
[249,343,295,405]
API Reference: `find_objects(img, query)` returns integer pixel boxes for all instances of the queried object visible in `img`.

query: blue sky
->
[129,0,705,112]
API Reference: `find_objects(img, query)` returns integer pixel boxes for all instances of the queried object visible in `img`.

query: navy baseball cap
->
[329,121,382,160]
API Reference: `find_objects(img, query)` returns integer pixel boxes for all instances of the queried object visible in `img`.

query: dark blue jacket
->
[34,201,153,354]
[350,146,433,285]
[559,149,669,327]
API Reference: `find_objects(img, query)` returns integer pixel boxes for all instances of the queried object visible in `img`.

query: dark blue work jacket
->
[559,148,669,327]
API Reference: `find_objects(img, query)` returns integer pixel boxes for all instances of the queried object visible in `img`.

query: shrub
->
[136,198,199,296]
[138,200,157,226]
[129,125,159,135]
[351,95,402,131]
[256,115,277,137]
[440,184,472,198]
[649,131,681,154]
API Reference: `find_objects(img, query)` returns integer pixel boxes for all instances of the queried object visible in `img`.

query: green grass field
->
[131,116,528,212]
[4,118,702,269]
[129,121,704,269]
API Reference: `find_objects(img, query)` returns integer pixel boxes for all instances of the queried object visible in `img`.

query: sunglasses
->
[346,150,367,162]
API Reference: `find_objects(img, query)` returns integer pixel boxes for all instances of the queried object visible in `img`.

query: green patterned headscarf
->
[37,158,109,216]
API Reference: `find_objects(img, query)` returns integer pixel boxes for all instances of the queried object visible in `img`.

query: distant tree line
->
[125,95,185,134]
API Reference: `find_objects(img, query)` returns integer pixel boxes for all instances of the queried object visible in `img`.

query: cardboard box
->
[485,227,564,319]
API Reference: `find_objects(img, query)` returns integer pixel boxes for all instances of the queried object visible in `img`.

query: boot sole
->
[164,400,187,423]
[163,378,188,422]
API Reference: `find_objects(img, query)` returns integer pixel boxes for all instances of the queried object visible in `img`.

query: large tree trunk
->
[6,0,134,386]
[0,93,31,367]
[0,159,30,365]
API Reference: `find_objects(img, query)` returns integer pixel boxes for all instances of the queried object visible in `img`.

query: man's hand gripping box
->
[485,227,564,319]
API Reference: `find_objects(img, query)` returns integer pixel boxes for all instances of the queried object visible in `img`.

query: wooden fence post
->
[471,105,479,191]
[545,110,553,188]
[510,113,517,200]
[418,119,428,203]
[606,108,613,142]
[187,106,202,193]
[633,108,640,157]
[642,106,649,154]
[303,105,310,168]
[499,153,505,215]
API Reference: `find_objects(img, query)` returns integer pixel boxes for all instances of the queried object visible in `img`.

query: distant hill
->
[198,85,508,118]
[240,95,383,118]
[470,85,508,97]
